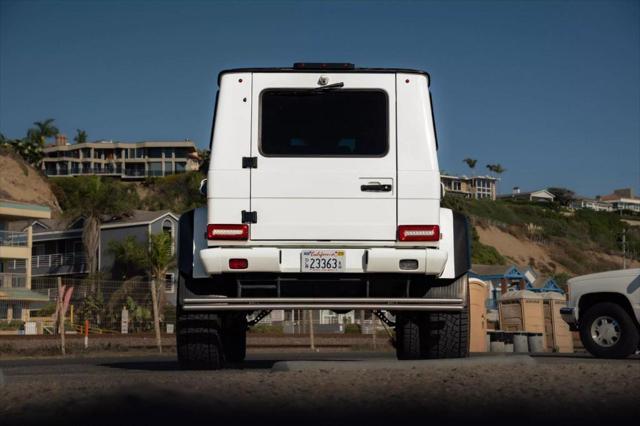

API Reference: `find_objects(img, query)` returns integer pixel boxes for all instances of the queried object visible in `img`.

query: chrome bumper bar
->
[182,297,465,311]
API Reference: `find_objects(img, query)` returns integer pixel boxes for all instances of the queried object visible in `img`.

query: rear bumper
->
[199,247,448,276]
[182,297,464,312]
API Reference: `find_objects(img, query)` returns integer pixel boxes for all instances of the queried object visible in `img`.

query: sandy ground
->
[0,351,638,426]
[476,224,566,271]
[0,333,392,358]
[476,224,638,272]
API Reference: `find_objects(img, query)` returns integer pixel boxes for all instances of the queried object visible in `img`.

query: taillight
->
[229,258,248,269]
[207,224,249,240]
[397,225,440,242]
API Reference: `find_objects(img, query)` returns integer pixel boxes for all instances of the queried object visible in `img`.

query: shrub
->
[344,323,361,334]
[0,320,24,331]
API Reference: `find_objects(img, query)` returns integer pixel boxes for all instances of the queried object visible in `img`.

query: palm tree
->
[492,164,506,176]
[57,176,138,278]
[74,129,88,144]
[146,232,175,353]
[29,118,59,146]
[463,158,477,171]
[108,232,175,353]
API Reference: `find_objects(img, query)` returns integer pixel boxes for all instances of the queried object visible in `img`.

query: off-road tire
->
[177,309,224,370]
[395,315,425,360]
[579,302,640,359]
[221,316,247,363]
[422,304,470,359]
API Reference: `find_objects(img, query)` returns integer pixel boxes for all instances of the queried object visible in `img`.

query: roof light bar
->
[293,63,355,70]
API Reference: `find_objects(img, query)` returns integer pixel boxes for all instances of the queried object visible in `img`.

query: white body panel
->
[566,268,640,322]
[250,73,397,241]
[197,69,456,278]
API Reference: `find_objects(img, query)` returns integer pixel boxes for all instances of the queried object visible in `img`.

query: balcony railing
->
[0,272,27,289]
[0,230,28,247]
[6,252,88,276]
[43,168,188,178]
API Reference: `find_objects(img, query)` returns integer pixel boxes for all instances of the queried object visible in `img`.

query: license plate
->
[301,250,345,272]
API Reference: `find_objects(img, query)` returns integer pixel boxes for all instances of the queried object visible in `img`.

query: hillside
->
[444,196,640,278]
[0,147,61,214]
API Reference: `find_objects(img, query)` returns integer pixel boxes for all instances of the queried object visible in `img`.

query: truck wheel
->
[579,302,640,359]
[177,309,224,370]
[395,314,426,360]
[221,315,247,363]
[422,305,470,359]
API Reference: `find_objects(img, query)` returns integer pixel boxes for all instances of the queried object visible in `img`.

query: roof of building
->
[101,210,179,229]
[498,189,555,200]
[441,174,498,181]
[470,264,525,278]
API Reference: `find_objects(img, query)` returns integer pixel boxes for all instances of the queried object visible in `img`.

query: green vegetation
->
[470,227,506,265]
[443,195,639,274]
[74,129,88,144]
[52,176,139,274]
[1,118,63,167]
[0,320,24,331]
[141,171,206,213]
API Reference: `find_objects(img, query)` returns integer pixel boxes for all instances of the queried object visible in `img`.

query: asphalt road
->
[1,351,639,426]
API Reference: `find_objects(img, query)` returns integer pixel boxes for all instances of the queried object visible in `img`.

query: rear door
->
[250,73,396,241]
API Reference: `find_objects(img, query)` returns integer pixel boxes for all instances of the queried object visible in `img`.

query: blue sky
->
[1,0,638,197]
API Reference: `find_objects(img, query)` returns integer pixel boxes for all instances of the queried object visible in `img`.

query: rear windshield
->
[260,89,388,157]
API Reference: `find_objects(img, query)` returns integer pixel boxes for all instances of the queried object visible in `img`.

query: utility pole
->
[623,229,627,269]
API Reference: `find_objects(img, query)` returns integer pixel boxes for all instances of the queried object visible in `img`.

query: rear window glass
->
[260,89,388,156]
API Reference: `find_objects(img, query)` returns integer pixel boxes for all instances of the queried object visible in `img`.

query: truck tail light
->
[207,224,249,240]
[229,258,248,269]
[397,225,440,242]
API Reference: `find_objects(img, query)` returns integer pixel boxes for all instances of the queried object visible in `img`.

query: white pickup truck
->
[562,268,640,358]
[176,63,471,369]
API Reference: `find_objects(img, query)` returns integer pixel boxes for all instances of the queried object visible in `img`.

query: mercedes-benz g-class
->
[177,63,471,369]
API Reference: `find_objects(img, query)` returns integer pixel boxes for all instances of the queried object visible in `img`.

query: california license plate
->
[301,250,345,272]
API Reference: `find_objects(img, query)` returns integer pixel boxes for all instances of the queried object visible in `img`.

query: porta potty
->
[542,292,574,353]
[498,290,545,337]
[469,278,489,352]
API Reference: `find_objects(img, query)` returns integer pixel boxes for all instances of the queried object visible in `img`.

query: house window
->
[474,179,493,199]
[175,162,186,173]
[12,304,22,320]
[0,304,7,320]
[162,219,174,254]
[165,273,175,293]
[452,181,461,191]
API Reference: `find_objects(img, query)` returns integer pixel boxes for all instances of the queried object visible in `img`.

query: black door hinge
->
[242,157,257,168]
[242,210,257,223]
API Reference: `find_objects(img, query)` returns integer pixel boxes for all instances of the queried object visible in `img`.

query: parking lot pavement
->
[1,351,638,426]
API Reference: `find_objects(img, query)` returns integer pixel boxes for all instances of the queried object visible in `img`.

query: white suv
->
[177,63,471,369]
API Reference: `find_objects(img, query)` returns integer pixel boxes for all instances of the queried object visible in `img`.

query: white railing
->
[0,230,28,247]
[0,272,27,289]
[6,252,87,274]
[31,252,87,269]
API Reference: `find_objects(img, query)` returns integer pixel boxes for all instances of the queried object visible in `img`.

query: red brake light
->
[207,224,249,240]
[229,258,248,269]
[397,225,440,242]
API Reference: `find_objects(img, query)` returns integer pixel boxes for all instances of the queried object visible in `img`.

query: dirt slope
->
[476,224,638,275]
[0,148,61,214]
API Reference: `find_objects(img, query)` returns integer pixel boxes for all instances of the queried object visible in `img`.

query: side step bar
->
[182,297,465,311]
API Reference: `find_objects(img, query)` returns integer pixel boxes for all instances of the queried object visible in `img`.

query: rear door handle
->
[361,183,392,192]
